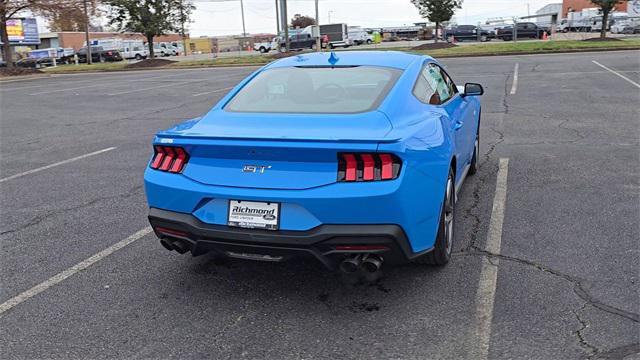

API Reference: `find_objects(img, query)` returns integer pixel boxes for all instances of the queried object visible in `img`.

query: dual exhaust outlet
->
[160,237,190,254]
[339,254,383,274]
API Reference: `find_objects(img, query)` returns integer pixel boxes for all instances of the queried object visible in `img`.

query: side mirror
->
[463,83,484,96]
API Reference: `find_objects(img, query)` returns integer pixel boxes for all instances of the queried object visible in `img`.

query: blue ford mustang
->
[144,51,483,274]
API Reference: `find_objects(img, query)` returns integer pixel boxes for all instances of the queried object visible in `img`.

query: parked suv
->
[77,46,123,63]
[444,25,492,42]
[497,22,544,41]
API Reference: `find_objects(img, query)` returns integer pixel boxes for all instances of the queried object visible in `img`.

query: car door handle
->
[454,121,463,131]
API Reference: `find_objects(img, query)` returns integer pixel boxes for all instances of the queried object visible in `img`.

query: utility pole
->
[180,4,187,56]
[275,0,280,34]
[283,0,289,51]
[315,0,321,52]
[240,0,246,37]
[83,0,92,64]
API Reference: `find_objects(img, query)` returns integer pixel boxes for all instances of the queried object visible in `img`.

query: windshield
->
[225,66,401,114]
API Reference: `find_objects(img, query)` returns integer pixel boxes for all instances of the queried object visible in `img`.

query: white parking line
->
[27,72,206,96]
[510,63,519,95]
[0,147,116,183]
[471,158,510,360]
[0,227,153,315]
[107,79,208,96]
[192,86,235,97]
[592,60,640,89]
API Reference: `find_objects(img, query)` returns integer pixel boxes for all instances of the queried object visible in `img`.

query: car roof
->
[265,51,428,70]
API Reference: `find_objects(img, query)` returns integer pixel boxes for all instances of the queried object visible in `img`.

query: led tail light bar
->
[150,146,189,173]
[338,153,401,182]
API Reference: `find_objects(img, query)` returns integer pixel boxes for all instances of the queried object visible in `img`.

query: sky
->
[189,0,555,36]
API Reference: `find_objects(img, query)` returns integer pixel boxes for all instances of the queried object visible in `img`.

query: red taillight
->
[150,146,189,173]
[337,153,401,182]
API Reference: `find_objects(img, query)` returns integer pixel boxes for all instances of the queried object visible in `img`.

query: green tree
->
[590,0,627,38]
[290,14,315,29]
[1,0,81,68]
[411,0,462,43]
[106,0,193,58]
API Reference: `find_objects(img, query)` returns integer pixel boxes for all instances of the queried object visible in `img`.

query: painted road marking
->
[108,72,247,96]
[0,227,153,315]
[107,79,208,96]
[192,86,235,97]
[0,147,116,183]
[510,63,519,95]
[472,157,510,360]
[592,60,640,89]
[27,72,198,96]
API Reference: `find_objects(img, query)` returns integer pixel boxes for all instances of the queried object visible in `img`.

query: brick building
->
[562,0,628,17]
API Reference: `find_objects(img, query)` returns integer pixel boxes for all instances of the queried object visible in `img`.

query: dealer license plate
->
[227,200,280,230]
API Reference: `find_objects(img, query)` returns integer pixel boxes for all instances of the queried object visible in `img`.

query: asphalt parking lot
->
[1,51,639,359]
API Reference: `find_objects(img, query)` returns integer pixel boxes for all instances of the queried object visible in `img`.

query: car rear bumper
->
[148,207,431,270]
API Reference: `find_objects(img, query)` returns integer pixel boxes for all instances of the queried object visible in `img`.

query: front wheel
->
[415,168,455,265]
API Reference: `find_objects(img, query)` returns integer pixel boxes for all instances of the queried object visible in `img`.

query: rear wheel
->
[468,134,479,176]
[135,54,142,60]
[416,168,455,265]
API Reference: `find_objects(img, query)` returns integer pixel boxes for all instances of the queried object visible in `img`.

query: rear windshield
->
[224,66,401,114]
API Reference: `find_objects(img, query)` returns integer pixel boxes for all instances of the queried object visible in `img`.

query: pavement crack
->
[454,250,640,324]
[0,185,143,236]
[459,126,504,252]
[572,302,601,358]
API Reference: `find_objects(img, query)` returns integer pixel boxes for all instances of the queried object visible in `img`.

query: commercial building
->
[562,0,627,17]
[38,32,185,51]
[535,3,563,26]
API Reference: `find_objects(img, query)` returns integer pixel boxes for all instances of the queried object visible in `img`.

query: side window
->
[426,63,452,103]
[412,64,438,105]
[438,66,458,98]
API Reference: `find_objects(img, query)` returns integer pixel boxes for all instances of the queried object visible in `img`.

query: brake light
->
[150,146,189,173]
[338,153,401,182]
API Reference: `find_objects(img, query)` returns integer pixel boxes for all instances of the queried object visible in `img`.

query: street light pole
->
[315,0,321,52]
[83,0,92,64]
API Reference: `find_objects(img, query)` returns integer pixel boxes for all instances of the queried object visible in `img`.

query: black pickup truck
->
[77,46,123,63]
[444,25,492,42]
[496,22,545,41]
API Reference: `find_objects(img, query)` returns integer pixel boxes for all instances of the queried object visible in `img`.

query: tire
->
[135,54,142,60]
[259,47,267,53]
[468,133,479,176]
[480,35,488,42]
[366,39,372,44]
[446,35,454,43]
[415,168,455,265]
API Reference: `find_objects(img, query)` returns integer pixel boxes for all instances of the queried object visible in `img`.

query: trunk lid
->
[159,111,394,189]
